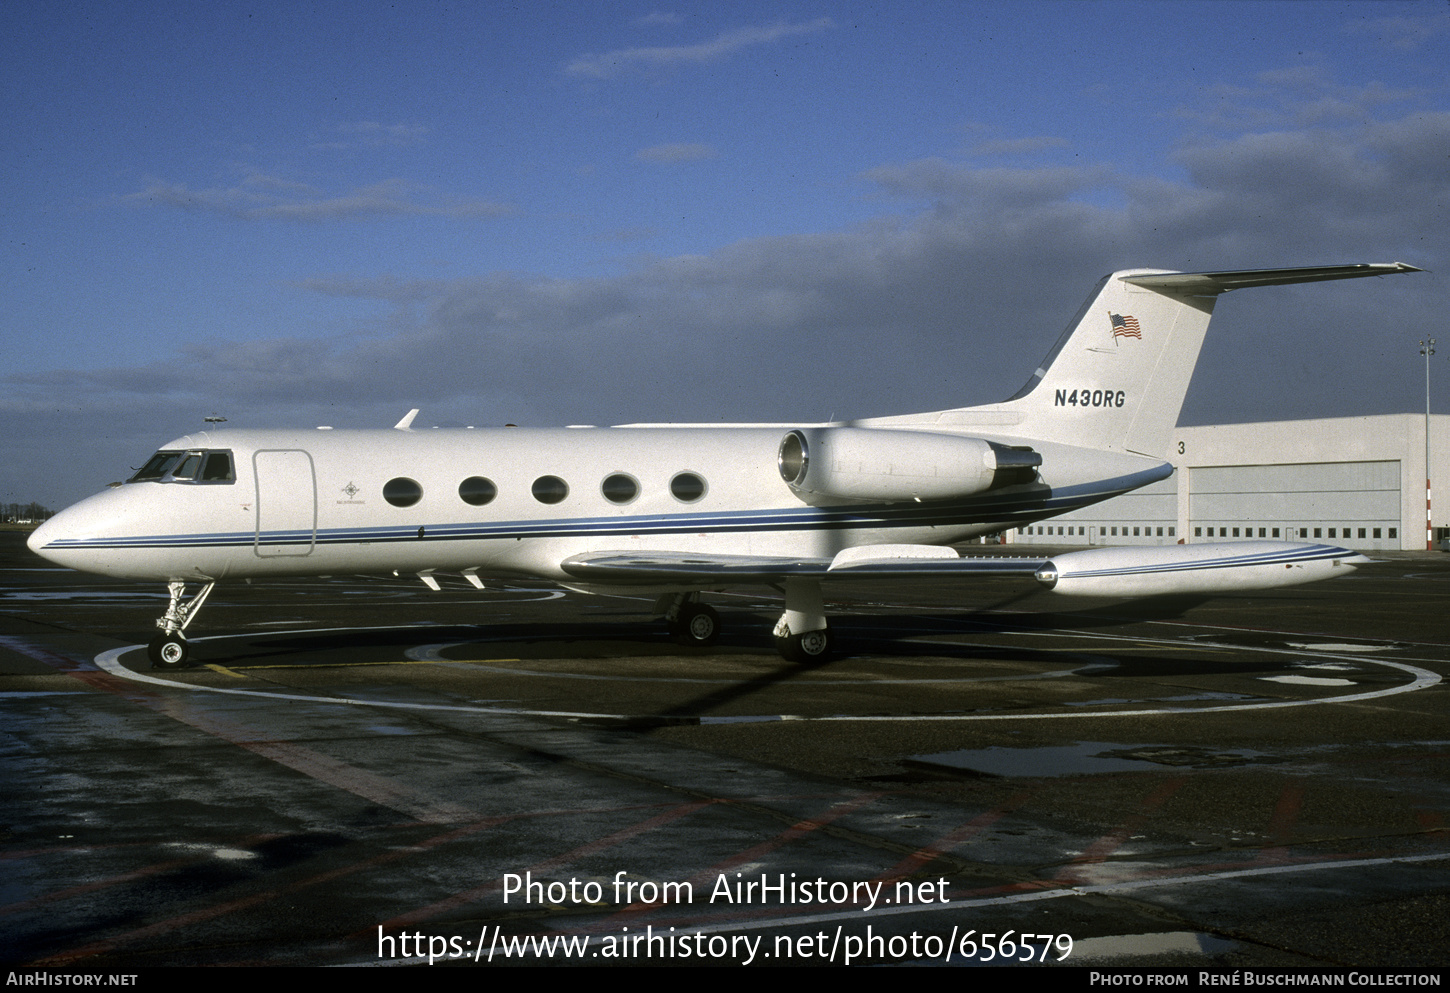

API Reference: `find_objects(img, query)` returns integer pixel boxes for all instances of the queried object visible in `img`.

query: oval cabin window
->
[383,477,423,507]
[531,475,569,505]
[670,472,707,503]
[601,473,639,504]
[458,476,497,506]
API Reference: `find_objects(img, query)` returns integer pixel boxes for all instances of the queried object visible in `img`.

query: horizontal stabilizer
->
[1122,262,1423,295]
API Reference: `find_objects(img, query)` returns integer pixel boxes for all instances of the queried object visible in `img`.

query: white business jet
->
[29,263,1421,668]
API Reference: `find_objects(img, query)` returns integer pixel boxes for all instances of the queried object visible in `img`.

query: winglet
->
[394,408,420,431]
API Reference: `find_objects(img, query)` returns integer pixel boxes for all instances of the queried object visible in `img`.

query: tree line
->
[3,502,54,523]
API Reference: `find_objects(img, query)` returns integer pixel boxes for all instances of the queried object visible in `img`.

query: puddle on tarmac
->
[907,741,1276,778]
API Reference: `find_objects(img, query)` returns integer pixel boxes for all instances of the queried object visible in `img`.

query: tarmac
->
[2,528,1449,968]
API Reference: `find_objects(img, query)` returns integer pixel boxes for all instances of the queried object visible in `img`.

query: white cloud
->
[126,174,515,222]
[13,107,1447,507]
[566,18,833,79]
[1343,11,1450,51]
[79,109,1448,427]
[634,11,683,28]
[634,143,719,164]
[1178,69,1419,133]
[310,121,431,151]
[964,136,1071,158]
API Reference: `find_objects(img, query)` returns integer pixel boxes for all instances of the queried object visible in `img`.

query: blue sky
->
[4,1,1448,508]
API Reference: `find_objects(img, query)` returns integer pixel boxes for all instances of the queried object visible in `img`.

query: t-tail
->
[960,263,1421,460]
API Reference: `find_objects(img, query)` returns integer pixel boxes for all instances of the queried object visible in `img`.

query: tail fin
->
[988,263,1421,459]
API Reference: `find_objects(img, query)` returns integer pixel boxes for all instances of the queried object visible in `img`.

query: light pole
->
[1423,337,1436,551]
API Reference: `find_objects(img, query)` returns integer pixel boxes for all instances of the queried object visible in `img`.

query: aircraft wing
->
[559,539,1364,597]
[559,546,1048,586]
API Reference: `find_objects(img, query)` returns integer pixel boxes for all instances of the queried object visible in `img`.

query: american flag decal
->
[1109,313,1141,339]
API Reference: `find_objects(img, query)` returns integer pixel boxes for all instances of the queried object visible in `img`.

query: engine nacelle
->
[777,428,1040,504]
[1034,541,1367,597]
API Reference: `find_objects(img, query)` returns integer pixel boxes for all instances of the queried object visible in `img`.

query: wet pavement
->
[2,530,1449,967]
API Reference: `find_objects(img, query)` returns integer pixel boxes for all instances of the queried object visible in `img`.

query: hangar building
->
[1006,413,1448,552]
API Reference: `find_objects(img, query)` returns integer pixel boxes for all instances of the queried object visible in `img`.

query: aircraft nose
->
[26,498,106,569]
[26,515,61,560]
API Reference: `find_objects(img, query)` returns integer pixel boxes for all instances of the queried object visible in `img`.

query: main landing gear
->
[147,581,215,670]
[661,579,836,662]
[663,594,721,647]
[771,577,833,663]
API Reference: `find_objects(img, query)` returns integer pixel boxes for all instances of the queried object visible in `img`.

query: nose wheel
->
[148,581,214,670]
[148,633,190,669]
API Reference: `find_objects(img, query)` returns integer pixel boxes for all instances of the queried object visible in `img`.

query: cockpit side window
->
[127,449,235,484]
[130,451,183,482]
[200,451,233,481]
[172,454,203,480]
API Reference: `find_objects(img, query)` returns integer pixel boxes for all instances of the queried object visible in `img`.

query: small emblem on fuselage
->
[342,482,359,498]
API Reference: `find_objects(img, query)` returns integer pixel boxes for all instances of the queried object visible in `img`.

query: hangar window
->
[601,473,639,504]
[458,476,497,506]
[1194,527,1202,537]
[1232,528,1240,538]
[1358,528,1366,539]
[532,475,569,505]
[384,477,423,508]
[1168,527,1175,537]
[1314,528,1322,538]
[1221,528,1228,537]
[1373,528,1382,539]
[1273,528,1281,537]
[1388,528,1397,539]
[670,472,707,503]
[1328,528,1336,538]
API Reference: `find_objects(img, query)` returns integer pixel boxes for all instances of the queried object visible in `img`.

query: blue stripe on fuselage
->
[40,466,1165,552]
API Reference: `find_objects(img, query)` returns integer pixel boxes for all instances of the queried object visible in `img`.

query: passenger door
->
[253,450,316,557]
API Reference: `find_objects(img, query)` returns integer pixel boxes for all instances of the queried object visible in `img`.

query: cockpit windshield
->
[128,450,235,484]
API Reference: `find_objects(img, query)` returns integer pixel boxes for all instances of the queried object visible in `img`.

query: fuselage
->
[28,424,1170,585]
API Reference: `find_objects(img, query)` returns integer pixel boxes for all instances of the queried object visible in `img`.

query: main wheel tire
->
[672,603,721,646]
[774,627,832,663]
[148,634,189,670]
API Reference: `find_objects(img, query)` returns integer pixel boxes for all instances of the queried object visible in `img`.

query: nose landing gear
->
[147,581,215,670]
